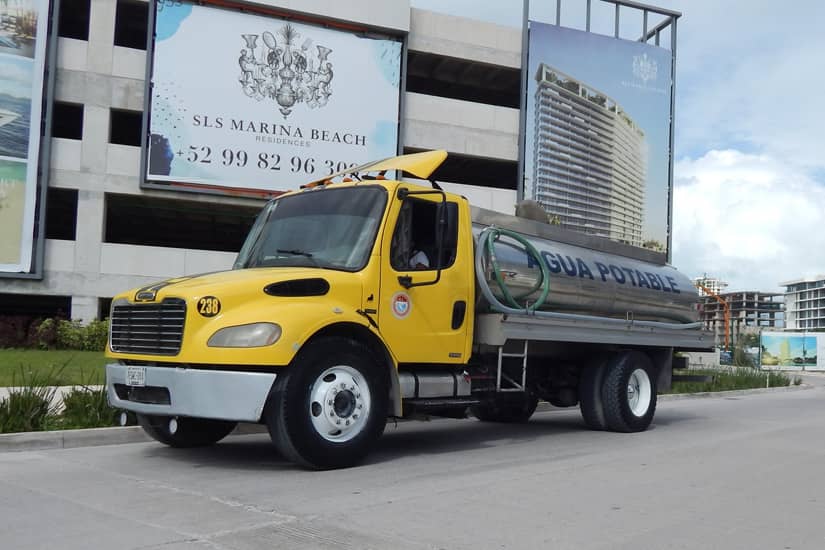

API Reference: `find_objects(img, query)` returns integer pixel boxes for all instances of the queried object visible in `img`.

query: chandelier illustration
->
[238,23,334,119]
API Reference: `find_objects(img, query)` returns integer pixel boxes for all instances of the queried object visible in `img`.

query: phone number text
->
[177,146,358,176]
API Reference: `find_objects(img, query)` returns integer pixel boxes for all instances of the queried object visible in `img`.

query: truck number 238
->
[197,296,221,317]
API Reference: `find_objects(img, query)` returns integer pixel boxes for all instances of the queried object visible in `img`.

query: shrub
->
[732,341,756,368]
[81,320,109,351]
[55,320,84,350]
[32,318,57,349]
[0,367,62,433]
[60,385,121,429]
[27,318,109,351]
[668,367,794,394]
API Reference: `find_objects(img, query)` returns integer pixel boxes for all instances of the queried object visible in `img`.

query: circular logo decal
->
[197,296,221,317]
[391,292,412,319]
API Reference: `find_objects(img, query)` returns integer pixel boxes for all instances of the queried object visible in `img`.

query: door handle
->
[451,301,467,330]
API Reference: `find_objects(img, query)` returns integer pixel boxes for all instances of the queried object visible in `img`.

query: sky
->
[409,0,825,293]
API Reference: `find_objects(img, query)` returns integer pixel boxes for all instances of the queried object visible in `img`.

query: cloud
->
[652,1,825,172]
[672,149,825,292]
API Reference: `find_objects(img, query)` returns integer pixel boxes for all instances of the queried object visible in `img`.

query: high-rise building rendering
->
[782,276,825,330]
[532,63,646,247]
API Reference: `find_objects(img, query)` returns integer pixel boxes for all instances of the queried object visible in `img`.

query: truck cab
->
[106,150,476,468]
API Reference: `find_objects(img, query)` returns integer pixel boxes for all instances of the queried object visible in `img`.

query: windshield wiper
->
[276,249,314,258]
[275,249,321,267]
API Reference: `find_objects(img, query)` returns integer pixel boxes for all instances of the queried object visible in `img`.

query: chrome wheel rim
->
[627,368,652,417]
[309,365,371,442]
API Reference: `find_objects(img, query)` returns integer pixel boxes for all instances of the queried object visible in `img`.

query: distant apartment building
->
[693,275,729,296]
[782,276,825,330]
[532,63,646,247]
[699,290,784,346]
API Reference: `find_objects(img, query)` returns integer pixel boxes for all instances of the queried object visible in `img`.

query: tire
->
[601,351,657,433]
[266,337,389,470]
[579,356,608,430]
[137,414,237,448]
[471,396,538,423]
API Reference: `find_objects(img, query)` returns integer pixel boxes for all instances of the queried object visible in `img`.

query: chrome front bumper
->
[106,363,278,422]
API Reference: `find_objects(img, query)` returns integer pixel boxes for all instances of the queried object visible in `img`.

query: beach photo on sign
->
[761,333,817,368]
[0,0,38,58]
[0,159,27,264]
[0,54,32,159]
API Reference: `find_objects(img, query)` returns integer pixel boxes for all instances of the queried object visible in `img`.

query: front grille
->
[110,298,186,355]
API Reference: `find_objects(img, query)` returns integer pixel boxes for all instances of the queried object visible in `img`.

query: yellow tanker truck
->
[105,150,710,469]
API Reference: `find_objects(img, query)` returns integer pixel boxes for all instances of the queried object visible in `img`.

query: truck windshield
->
[234,186,387,271]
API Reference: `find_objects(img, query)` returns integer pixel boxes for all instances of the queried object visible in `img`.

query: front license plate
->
[126,366,146,387]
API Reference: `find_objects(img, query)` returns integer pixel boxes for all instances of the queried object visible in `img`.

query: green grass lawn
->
[0,349,107,387]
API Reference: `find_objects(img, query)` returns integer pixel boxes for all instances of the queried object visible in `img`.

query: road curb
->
[1,385,814,453]
[532,383,813,413]
[0,422,268,453]
[0,425,152,453]
[658,383,815,401]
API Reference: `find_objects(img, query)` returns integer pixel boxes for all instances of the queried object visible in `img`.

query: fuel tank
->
[472,208,699,324]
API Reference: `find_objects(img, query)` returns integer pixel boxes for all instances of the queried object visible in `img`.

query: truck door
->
[378,188,473,364]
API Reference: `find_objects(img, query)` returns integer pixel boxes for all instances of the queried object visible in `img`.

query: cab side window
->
[390,197,458,271]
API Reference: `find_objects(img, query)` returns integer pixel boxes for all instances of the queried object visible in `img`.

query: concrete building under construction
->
[699,290,784,347]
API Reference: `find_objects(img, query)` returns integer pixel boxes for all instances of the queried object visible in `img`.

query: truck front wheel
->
[266,337,389,469]
[137,415,237,447]
[600,350,657,432]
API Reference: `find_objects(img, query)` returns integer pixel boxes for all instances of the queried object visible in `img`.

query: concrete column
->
[86,0,117,75]
[73,189,105,278]
[81,105,109,174]
[71,295,99,323]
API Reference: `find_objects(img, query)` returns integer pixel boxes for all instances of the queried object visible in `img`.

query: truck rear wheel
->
[471,396,538,423]
[579,356,608,430]
[137,414,237,448]
[601,351,657,432]
[266,337,388,469]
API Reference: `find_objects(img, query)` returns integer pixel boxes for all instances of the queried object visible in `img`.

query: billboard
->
[0,0,49,273]
[524,22,673,256]
[760,331,824,371]
[145,1,403,194]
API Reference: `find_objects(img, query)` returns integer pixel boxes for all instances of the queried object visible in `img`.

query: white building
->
[782,276,825,330]
[693,275,729,297]
[2,0,523,322]
[532,64,646,247]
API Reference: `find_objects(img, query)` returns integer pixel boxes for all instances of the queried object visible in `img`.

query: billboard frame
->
[517,0,680,264]
[139,0,408,200]
[0,0,59,280]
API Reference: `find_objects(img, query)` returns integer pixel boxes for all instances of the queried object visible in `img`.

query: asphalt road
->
[1,386,823,550]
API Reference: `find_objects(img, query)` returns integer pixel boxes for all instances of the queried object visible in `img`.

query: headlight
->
[207,323,281,348]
